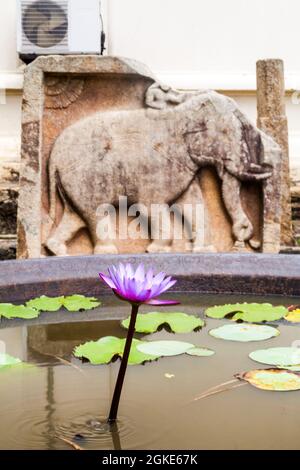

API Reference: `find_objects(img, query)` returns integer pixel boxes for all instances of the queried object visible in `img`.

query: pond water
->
[1,293,300,450]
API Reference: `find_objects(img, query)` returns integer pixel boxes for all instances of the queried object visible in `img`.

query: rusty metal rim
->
[0,253,299,301]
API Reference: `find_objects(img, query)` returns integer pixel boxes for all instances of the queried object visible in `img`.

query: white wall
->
[107,0,300,77]
[0,0,19,71]
[0,0,300,176]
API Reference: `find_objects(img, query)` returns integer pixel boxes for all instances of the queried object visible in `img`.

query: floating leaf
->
[0,304,40,319]
[249,347,300,367]
[277,365,300,372]
[74,336,160,365]
[205,303,287,323]
[137,340,195,357]
[74,337,212,365]
[121,312,204,334]
[0,353,22,369]
[186,347,215,357]
[236,369,300,391]
[63,295,101,312]
[0,295,101,321]
[285,309,300,323]
[209,324,279,342]
[26,295,64,312]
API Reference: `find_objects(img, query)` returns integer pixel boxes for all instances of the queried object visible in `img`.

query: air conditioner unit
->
[17,0,104,56]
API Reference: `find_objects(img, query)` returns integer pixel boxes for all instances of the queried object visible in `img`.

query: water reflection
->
[110,422,122,451]
[29,322,126,449]
[27,320,126,359]
[45,367,56,450]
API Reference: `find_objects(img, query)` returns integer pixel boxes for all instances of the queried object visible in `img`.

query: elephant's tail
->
[48,156,70,226]
[48,158,59,225]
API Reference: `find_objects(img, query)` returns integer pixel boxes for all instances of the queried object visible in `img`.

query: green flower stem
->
[108,303,139,423]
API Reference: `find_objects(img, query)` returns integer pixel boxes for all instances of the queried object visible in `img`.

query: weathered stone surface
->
[0,189,18,234]
[0,238,17,260]
[18,55,283,258]
[0,161,19,188]
[257,59,293,246]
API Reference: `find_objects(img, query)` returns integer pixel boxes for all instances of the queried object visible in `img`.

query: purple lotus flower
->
[99,263,179,306]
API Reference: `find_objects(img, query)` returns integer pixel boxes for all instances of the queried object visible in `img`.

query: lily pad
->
[137,340,195,357]
[0,295,101,322]
[74,336,160,365]
[236,369,300,391]
[209,324,279,342]
[205,303,287,323]
[277,365,300,372]
[26,295,64,312]
[0,304,40,319]
[121,312,204,334]
[249,347,300,366]
[285,309,300,323]
[0,353,22,368]
[74,337,213,365]
[186,347,215,357]
[63,295,101,312]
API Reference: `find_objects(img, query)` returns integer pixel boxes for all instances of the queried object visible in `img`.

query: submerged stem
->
[193,382,246,402]
[107,303,139,423]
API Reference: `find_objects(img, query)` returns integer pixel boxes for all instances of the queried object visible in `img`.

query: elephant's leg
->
[92,205,119,255]
[173,178,216,253]
[45,207,85,256]
[147,203,173,253]
[221,172,254,251]
[94,241,119,255]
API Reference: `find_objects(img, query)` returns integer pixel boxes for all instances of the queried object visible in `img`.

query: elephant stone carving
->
[44,82,281,256]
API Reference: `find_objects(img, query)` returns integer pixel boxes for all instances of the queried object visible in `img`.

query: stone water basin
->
[0,254,299,450]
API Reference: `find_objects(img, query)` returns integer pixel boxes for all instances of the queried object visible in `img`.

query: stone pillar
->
[256,59,293,246]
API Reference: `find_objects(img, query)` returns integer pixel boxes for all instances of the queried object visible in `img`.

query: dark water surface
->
[1,293,300,450]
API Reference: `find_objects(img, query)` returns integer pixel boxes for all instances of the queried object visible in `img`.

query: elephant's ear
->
[183,126,205,158]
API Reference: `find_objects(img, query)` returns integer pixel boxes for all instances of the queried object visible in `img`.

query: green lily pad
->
[249,347,300,366]
[236,369,300,391]
[205,303,287,323]
[0,304,40,319]
[186,347,215,357]
[26,296,64,312]
[74,336,160,365]
[0,353,22,368]
[74,337,213,365]
[63,295,101,312]
[209,324,280,342]
[137,340,195,357]
[0,295,101,321]
[122,312,204,334]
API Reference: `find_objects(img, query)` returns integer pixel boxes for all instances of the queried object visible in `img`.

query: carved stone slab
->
[18,55,282,258]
